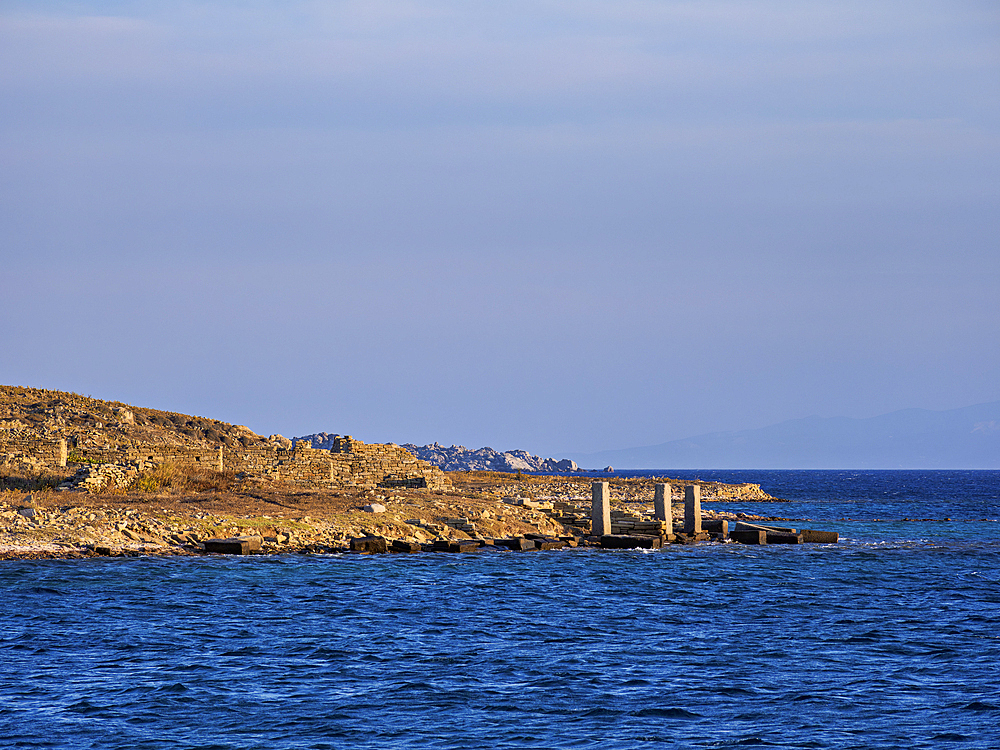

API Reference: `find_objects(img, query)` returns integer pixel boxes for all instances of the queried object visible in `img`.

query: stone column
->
[654,483,671,522]
[592,481,611,536]
[684,485,702,534]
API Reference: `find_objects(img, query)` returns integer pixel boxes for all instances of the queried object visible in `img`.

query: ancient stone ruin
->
[0,432,450,493]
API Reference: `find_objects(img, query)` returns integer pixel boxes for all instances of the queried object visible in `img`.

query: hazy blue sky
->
[2,0,998,455]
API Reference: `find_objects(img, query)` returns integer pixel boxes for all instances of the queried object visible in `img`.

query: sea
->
[2,469,999,750]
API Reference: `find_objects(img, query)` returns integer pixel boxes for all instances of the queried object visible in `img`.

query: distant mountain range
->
[566,401,1000,469]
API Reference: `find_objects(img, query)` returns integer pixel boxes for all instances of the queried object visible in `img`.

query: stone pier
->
[654,483,671,523]
[684,485,702,534]
[591,482,611,536]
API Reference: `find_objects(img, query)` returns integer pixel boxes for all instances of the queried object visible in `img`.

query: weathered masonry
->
[1,432,450,491]
[224,436,449,490]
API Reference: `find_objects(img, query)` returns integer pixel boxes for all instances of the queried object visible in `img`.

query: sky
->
[2,0,998,457]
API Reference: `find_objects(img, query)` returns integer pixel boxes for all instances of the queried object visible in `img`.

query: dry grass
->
[124,462,240,495]
[0,464,72,493]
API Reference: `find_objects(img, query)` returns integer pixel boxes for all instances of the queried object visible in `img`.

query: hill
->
[0,384,274,450]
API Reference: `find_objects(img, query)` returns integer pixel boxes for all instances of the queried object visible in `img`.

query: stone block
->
[390,540,422,553]
[362,503,386,513]
[684,485,702,534]
[204,536,262,554]
[730,529,767,545]
[702,519,729,535]
[429,539,478,553]
[766,531,803,544]
[735,521,798,534]
[600,534,662,550]
[495,537,536,551]
[528,536,565,550]
[801,529,839,544]
[350,536,388,553]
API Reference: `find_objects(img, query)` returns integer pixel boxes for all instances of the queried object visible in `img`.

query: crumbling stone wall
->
[226,437,450,490]
[2,430,449,492]
[0,434,67,468]
[70,444,223,472]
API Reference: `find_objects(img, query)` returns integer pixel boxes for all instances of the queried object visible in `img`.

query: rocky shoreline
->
[0,472,788,560]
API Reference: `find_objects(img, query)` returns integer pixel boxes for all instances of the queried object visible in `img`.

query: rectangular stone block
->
[730,529,767,545]
[530,536,565,550]
[592,482,611,536]
[654,483,671,522]
[801,529,839,544]
[766,531,803,544]
[734,521,798,534]
[684,485,702,534]
[204,536,261,554]
[390,540,422,553]
[495,537,536,551]
[600,534,662,550]
[350,536,388,553]
[702,519,729,535]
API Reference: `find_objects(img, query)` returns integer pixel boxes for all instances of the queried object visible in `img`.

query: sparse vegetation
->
[128,462,239,495]
[0,465,71,493]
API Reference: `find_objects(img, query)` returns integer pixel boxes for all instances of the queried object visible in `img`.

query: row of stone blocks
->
[348,534,578,554]
[729,522,839,544]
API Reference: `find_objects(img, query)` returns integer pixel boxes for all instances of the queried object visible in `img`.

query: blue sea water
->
[2,470,999,750]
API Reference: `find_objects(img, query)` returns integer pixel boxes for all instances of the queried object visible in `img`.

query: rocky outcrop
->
[296,435,579,473]
[409,443,577,473]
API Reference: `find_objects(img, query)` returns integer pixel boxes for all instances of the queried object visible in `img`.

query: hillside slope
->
[0,385,272,450]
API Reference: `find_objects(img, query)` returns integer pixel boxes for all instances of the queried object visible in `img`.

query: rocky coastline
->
[1,386,799,560]
[0,472,785,560]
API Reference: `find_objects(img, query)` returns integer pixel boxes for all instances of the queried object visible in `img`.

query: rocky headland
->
[1,385,785,559]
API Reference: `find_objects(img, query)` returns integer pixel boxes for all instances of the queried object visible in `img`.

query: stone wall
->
[0,434,67,468]
[2,430,450,492]
[226,438,450,490]
[70,444,223,472]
